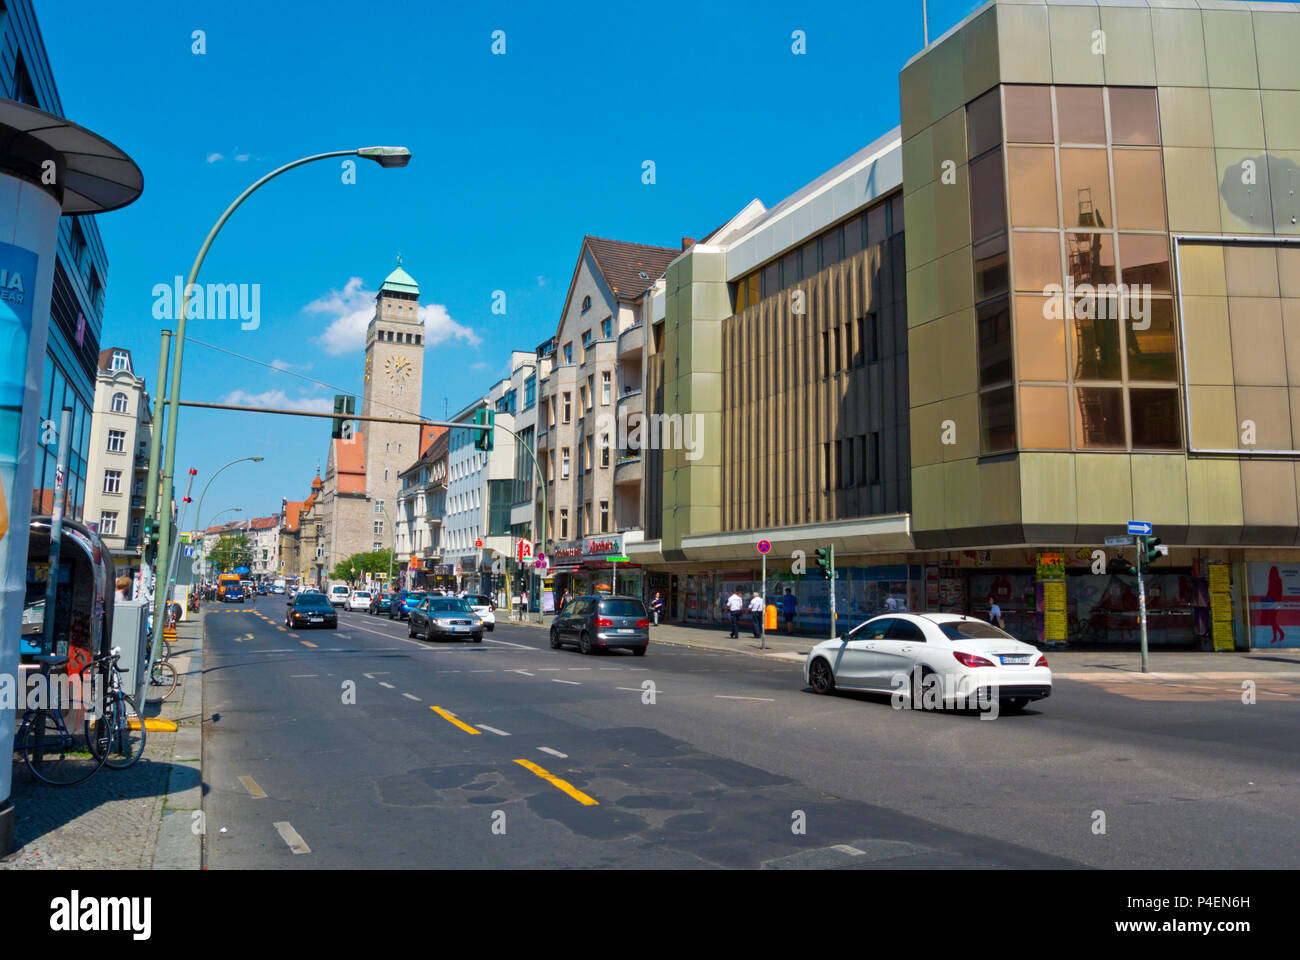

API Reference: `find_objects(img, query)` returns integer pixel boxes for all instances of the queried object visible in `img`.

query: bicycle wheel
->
[146,659,178,703]
[162,637,173,660]
[18,709,107,786]
[91,693,147,769]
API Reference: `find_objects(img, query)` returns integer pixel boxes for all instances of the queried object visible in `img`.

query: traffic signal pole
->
[1137,534,1150,674]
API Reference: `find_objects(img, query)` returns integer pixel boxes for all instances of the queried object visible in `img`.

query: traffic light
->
[815,545,834,579]
[474,407,495,451]
[332,394,356,439]
[1144,537,1166,565]
[1106,553,1137,576]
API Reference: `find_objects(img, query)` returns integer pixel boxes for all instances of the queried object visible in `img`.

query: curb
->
[152,607,204,870]
[499,615,810,662]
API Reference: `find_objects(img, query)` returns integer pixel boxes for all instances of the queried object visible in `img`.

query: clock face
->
[385,355,413,394]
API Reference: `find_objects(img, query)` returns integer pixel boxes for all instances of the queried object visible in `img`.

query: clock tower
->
[362,256,425,525]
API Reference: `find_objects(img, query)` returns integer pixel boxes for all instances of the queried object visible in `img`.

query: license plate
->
[453,625,469,632]
[310,617,324,623]
[617,628,635,634]
[1000,654,1030,665]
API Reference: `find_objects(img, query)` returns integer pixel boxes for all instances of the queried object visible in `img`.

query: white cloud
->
[235,154,250,163]
[221,388,333,414]
[307,278,480,355]
[470,362,490,371]
[206,153,223,164]
[270,358,313,372]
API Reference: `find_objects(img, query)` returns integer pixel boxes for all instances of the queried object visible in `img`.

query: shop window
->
[1056,86,1106,145]
[1129,388,1182,449]
[1108,88,1160,146]
[1060,148,1111,229]
[1004,85,1053,144]
[1074,386,1126,448]
[1007,147,1059,228]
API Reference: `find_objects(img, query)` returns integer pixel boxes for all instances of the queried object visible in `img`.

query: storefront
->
[1246,561,1300,649]
[547,542,584,606]
[571,535,643,600]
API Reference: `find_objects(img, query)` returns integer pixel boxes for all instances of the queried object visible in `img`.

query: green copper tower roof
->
[379,253,419,296]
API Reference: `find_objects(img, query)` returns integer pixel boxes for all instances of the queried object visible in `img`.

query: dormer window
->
[582,295,591,312]
[111,350,130,372]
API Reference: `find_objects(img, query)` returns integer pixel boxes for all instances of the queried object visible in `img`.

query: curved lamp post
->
[145,147,411,659]
[199,506,242,578]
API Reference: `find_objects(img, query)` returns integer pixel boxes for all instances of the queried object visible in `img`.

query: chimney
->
[681,237,695,251]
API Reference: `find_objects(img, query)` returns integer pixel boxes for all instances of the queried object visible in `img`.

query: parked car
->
[461,594,495,631]
[408,596,482,642]
[347,590,372,612]
[369,592,393,615]
[328,584,351,607]
[803,613,1051,713]
[388,590,427,621]
[286,592,338,629]
[550,595,649,655]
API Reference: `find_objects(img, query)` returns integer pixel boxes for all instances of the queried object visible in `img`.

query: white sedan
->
[347,591,372,611]
[462,594,495,631]
[803,613,1051,713]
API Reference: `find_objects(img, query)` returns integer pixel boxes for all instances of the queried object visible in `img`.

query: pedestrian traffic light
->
[1107,553,1137,576]
[1144,537,1166,565]
[474,407,495,451]
[815,545,834,579]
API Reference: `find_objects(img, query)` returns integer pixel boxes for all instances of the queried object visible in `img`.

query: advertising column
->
[0,178,61,847]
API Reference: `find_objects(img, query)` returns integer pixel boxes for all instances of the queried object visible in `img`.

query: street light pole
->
[145,146,411,664]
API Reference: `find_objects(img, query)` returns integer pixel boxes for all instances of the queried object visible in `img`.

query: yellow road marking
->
[513,758,599,806]
[300,640,317,648]
[239,775,268,798]
[288,632,300,638]
[126,717,177,732]
[277,626,286,632]
[430,705,480,735]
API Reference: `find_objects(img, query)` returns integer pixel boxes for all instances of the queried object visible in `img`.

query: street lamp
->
[145,146,410,658]
[198,507,242,579]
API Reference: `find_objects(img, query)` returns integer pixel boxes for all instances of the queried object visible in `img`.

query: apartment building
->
[395,428,448,589]
[247,515,281,579]
[83,348,154,579]
[535,236,680,602]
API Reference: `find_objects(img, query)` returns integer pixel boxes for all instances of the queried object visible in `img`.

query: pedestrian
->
[114,576,130,603]
[749,591,765,638]
[782,588,797,634]
[520,588,529,617]
[885,592,899,614]
[988,595,1004,630]
[650,591,665,626]
[726,588,744,638]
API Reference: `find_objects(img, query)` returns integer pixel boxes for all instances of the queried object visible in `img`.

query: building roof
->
[284,501,303,532]
[379,256,419,296]
[332,434,367,494]
[96,347,132,374]
[248,516,279,531]
[583,236,680,300]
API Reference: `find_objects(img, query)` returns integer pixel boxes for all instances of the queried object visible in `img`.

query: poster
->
[1247,562,1300,648]
[1208,561,1234,651]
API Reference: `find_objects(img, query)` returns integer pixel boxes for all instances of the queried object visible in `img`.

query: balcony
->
[614,454,642,486]
[617,322,645,358]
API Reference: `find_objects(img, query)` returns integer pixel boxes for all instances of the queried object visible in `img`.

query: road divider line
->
[300,640,318,648]
[537,747,568,759]
[290,674,318,678]
[402,692,420,701]
[430,705,481,735]
[273,821,311,854]
[513,758,597,806]
[714,695,774,701]
[238,775,268,799]
[552,679,581,685]
[379,681,395,688]
[477,724,511,736]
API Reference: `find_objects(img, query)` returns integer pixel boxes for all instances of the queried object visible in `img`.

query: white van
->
[328,584,351,607]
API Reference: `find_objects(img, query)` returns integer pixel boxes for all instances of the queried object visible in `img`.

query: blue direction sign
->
[1127,521,1152,536]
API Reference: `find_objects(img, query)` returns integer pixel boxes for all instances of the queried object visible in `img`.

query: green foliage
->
[331,549,393,583]
[208,534,253,573]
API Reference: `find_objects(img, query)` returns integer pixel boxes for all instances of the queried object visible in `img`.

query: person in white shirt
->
[726,589,744,638]
[748,592,765,638]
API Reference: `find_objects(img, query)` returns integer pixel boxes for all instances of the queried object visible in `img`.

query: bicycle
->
[145,640,179,704]
[13,654,108,786]
[83,647,146,769]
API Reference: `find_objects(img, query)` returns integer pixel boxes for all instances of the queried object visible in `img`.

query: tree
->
[208,534,253,574]
[331,549,392,583]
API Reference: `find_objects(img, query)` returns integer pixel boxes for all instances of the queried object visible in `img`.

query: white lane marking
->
[477,725,511,736]
[832,844,867,857]
[538,747,568,759]
[379,682,395,689]
[615,687,645,693]
[507,669,535,677]
[402,693,420,701]
[538,667,561,671]
[471,669,495,673]
[552,679,582,685]
[290,674,318,678]
[715,695,775,701]
[568,667,592,671]
[598,667,621,671]
[274,821,311,855]
[439,670,462,674]
[238,775,268,799]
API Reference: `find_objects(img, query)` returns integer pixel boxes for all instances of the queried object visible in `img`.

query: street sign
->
[516,539,534,563]
[605,555,630,563]
[756,539,772,554]
[534,555,547,570]
[475,538,483,548]
[1105,535,1134,547]
[1127,521,1152,536]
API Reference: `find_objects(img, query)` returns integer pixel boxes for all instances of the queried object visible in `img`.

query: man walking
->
[726,588,744,638]
[650,591,665,626]
[782,588,797,634]
[749,591,765,638]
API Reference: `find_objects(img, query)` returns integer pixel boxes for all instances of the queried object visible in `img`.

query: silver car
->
[549,595,649,655]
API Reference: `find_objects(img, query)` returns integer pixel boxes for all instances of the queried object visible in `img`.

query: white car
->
[803,613,1051,713]
[461,594,495,631]
[328,584,351,607]
[348,591,372,611]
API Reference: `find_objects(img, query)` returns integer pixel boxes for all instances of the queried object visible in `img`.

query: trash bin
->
[765,603,778,632]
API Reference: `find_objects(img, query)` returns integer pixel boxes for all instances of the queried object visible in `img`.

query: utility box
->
[110,598,149,705]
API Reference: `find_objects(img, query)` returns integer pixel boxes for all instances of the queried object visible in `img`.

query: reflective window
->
[1108,88,1160,146]
[1074,386,1127,448]
[1004,85,1053,143]
[980,386,1017,453]
[1007,147,1058,228]
[967,87,1002,159]
[1056,87,1106,144]
[801,240,819,280]
[822,227,843,266]
[1125,298,1178,381]
[867,204,888,246]
[970,148,1008,240]
[1020,385,1071,447]
[1060,149,1112,228]
[1113,148,1167,230]
[1013,232,1062,292]
[1065,232,1116,287]
[977,299,1013,387]
[780,249,799,287]
[1129,388,1181,449]
[1016,295,1067,381]
[844,215,865,258]
[974,234,1009,303]
[1070,310,1123,381]
[1119,234,1171,293]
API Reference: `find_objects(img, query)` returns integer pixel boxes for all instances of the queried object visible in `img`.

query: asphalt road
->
[201,602,1300,869]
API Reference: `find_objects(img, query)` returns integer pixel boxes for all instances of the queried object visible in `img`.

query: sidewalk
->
[0,606,205,870]
[500,613,1300,676]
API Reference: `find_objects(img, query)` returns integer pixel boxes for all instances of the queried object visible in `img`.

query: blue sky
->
[40,0,982,526]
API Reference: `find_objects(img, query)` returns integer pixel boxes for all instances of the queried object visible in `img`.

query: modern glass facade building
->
[1,0,111,521]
